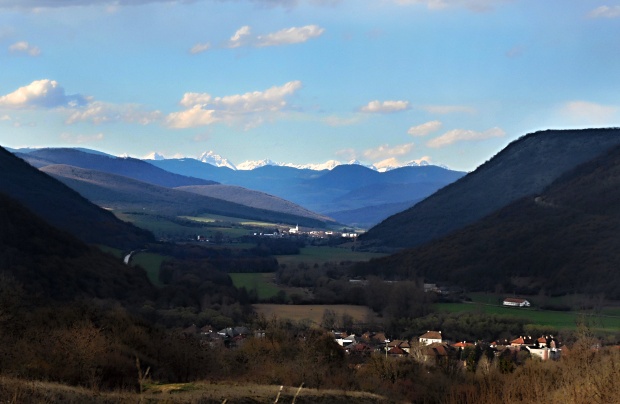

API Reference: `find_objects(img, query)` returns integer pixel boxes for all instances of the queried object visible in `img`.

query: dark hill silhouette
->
[353,142,620,298]
[0,192,155,302]
[360,128,620,249]
[0,146,153,249]
[41,164,334,228]
[19,148,216,188]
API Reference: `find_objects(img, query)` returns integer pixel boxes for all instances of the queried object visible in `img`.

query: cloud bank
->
[167,80,302,128]
[0,79,87,109]
[360,100,410,113]
[408,120,442,136]
[9,41,41,56]
[427,127,505,148]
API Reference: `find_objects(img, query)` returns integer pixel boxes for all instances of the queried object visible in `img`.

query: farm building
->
[502,298,531,307]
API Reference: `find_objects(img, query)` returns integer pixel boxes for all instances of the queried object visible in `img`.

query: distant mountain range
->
[360,128,620,249]
[144,149,442,172]
[41,164,334,228]
[354,135,620,298]
[148,158,465,228]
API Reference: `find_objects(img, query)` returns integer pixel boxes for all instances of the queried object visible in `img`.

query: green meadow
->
[435,302,620,333]
[130,251,169,287]
[276,246,386,267]
[229,273,282,300]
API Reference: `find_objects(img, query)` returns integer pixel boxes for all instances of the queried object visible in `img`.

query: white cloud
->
[360,100,410,113]
[166,106,218,129]
[408,120,442,136]
[363,142,414,160]
[190,42,211,54]
[228,25,252,48]
[419,104,476,114]
[256,25,324,47]
[427,127,505,148]
[60,132,104,144]
[167,81,302,128]
[560,101,618,125]
[588,5,620,18]
[9,41,41,56]
[65,101,162,125]
[224,25,324,49]
[0,79,87,109]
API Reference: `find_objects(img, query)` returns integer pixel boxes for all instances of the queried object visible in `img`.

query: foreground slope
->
[0,192,154,302]
[0,146,153,249]
[41,164,335,228]
[354,142,620,298]
[360,128,620,249]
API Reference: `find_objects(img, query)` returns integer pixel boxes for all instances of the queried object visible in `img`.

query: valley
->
[1,128,620,403]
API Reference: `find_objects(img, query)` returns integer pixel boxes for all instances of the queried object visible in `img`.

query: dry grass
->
[0,377,385,403]
[253,304,379,326]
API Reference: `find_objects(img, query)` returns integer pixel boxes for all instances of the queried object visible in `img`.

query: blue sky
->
[1,0,619,171]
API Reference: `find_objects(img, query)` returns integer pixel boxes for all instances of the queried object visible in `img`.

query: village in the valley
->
[181,296,563,372]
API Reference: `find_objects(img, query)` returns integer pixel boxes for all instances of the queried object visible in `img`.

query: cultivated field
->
[254,304,379,326]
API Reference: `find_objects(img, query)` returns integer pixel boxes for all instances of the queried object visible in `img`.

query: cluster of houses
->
[330,329,562,364]
[252,225,358,239]
[181,323,562,363]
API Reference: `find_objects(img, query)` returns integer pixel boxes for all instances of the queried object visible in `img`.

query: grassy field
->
[229,273,314,301]
[229,273,282,299]
[435,302,620,333]
[130,251,169,287]
[277,246,386,267]
[254,304,379,326]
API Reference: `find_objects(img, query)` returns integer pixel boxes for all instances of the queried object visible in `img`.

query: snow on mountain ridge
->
[198,151,237,170]
[148,150,448,171]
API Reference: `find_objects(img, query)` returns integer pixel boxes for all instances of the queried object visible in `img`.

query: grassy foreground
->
[0,377,385,403]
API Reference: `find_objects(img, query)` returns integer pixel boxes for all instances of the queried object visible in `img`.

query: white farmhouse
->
[502,298,531,307]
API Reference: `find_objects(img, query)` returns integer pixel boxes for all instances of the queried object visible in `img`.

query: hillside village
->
[182,321,564,373]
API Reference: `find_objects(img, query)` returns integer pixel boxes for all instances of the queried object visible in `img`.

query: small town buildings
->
[503,298,531,307]
[419,331,443,346]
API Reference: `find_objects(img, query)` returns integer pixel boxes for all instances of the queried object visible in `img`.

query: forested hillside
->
[0,147,153,249]
[354,142,620,298]
[360,128,620,249]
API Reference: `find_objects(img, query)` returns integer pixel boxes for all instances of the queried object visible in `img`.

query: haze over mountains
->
[41,164,333,228]
[361,128,620,249]
[11,146,464,229]
[149,158,465,227]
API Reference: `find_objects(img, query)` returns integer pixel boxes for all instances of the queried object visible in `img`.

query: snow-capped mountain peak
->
[236,159,279,170]
[143,152,166,161]
[198,151,237,170]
